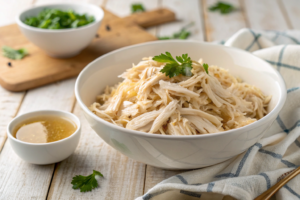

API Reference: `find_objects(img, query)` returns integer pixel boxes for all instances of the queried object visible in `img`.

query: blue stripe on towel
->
[215,173,235,178]
[286,120,300,134]
[235,143,262,177]
[265,60,300,71]
[245,29,261,51]
[176,175,188,184]
[287,87,300,93]
[207,182,215,192]
[276,116,288,133]
[259,173,271,189]
[258,149,297,167]
[266,31,300,44]
[283,185,300,199]
[277,45,287,71]
[143,190,172,200]
[180,190,201,198]
[215,143,262,179]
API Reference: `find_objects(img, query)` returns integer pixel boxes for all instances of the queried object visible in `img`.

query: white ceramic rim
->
[7,110,81,146]
[15,2,104,33]
[75,40,287,139]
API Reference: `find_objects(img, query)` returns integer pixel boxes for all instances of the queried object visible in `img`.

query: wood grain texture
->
[144,165,184,193]
[34,0,105,6]
[0,88,24,150]
[47,103,146,200]
[0,1,297,199]
[279,0,300,29]
[203,0,247,41]
[0,0,33,26]
[0,79,76,200]
[105,0,160,35]
[0,7,178,92]
[157,0,204,41]
[123,8,176,28]
[105,0,159,17]
[242,0,289,30]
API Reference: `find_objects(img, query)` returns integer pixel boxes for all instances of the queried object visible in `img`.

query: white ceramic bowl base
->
[7,110,81,165]
[16,3,103,58]
[75,41,286,169]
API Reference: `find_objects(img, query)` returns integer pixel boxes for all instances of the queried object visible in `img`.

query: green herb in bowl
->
[23,8,95,29]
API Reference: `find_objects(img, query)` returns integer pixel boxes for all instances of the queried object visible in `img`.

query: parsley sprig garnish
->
[153,52,210,78]
[131,3,145,13]
[153,52,192,78]
[2,46,28,60]
[209,1,235,14]
[203,63,209,74]
[71,170,103,192]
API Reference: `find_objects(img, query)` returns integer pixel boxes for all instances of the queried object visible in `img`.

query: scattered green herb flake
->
[209,1,235,14]
[2,46,28,60]
[131,3,145,13]
[71,170,103,192]
[158,22,193,40]
[203,63,209,74]
[23,8,95,29]
[153,52,193,78]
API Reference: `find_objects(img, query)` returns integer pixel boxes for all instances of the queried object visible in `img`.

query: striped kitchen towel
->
[136,28,300,200]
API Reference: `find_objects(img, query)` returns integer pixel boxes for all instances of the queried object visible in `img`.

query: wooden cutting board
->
[0,8,175,92]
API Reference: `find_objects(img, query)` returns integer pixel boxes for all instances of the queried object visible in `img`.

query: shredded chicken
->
[90,57,271,135]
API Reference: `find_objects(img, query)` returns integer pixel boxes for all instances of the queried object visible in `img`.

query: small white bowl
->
[16,3,104,58]
[75,40,286,169]
[7,110,81,165]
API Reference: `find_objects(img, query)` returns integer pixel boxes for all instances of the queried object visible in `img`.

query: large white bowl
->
[16,3,103,58]
[75,40,286,169]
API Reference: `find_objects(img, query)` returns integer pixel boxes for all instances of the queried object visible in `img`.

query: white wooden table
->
[0,0,299,199]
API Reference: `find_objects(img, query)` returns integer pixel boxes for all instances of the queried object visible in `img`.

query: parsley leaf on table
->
[71,170,103,192]
[2,46,28,60]
[153,52,193,78]
[209,1,235,14]
[158,22,194,40]
[131,3,145,13]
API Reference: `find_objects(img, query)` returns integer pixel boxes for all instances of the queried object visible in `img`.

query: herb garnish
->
[209,1,235,14]
[71,170,103,192]
[153,52,193,78]
[203,63,209,74]
[131,3,145,13]
[159,22,194,40]
[23,9,95,29]
[2,46,28,60]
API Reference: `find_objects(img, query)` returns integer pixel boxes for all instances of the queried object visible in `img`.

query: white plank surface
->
[0,88,24,150]
[157,0,204,41]
[105,0,159,35]
[105,0,159,17]
[243,0,289,30]
[203,0,247,41]
[0,79,76,199]
[48,103,145,200]
[144,166,184,193]
[0,0,33,26]
[34,0,105,6]
[280,0,300,29]
[0,0,298,199]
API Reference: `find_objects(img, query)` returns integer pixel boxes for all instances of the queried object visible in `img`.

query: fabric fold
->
[136,29,300,200]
